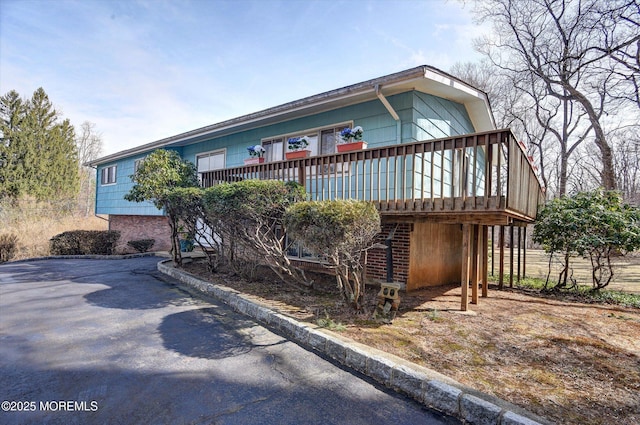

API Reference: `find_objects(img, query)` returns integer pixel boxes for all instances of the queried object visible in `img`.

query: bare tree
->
[592,1,640,110]
[472,0,639,191]
[450,59,589,196]
[75,121,103,216]
[612,127,640,205]
[450,59,523,129]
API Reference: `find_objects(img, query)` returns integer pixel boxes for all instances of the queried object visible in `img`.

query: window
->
[134,158,145,173]
[101,165,116,185]
[320,128,341,155]
[262,138,283,162]
[276,226,324,262]
[196,150,225,173]
[261,123,350,161]
[286,240,321,261]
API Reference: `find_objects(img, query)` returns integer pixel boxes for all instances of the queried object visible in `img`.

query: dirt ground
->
[182,251,640,425]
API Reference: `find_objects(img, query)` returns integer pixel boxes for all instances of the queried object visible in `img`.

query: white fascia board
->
[423,69,484,98]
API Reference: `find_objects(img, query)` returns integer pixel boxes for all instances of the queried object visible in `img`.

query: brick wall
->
[109,215,172,253]
[366,222,411,285]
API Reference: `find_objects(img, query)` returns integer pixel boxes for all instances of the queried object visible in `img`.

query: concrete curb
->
[5,252,158,263]
[158,260,551,425]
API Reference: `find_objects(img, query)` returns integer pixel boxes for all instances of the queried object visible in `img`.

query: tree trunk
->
[167,216,182,267]
[565,85,617,190]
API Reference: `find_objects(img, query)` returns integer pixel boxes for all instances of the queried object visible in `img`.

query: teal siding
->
[412,146,486,199]
[412,92,475,141]
[181,93,412,167]
[96,156,160,215]
[95,91,480,215]
[298,144,486,203]
[95,148,182,216]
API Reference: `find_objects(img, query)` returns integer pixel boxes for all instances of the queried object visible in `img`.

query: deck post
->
[297,161,306,188]
[482,225,489,298]
[517,226,522,282]
[461,223,471,311]
[499,226,505,289]
[523,226,527,279]
[490,225,494,276]
[472,224,480,304]
[509,224,514,288]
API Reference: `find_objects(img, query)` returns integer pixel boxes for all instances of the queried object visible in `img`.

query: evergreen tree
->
[0,88,79,202]
[0,90,27,198]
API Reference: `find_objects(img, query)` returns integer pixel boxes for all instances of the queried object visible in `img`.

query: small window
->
[134,158,145,172]
[262,138,284,162]
[197,150,225,173]
[320,128,340,155]
[101,165,117,185]
[261,124,350,161]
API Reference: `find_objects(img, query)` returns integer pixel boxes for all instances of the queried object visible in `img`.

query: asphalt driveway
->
[0,257,458,424]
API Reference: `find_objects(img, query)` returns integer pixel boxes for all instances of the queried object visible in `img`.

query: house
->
[89,65,545,310]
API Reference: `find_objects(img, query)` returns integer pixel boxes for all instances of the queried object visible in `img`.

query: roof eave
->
[88,65,494,166]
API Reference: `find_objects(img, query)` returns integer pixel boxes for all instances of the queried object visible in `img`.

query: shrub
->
[534,189,640,290]
[203,179,311,287]
[50,230,120,255]
[127,238,155,253]
[0,233,18,263]
[284,199,381,310]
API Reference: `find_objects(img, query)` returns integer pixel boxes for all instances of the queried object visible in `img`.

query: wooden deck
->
[201,129,545,225]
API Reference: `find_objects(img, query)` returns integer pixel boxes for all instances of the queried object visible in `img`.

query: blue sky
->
[0,0,486,156]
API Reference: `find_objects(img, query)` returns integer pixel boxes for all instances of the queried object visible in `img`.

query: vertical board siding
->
[412,92,475,141]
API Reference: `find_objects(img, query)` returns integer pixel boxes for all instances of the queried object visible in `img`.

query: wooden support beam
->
[482,225,489,298]
[509,224,514,288]
[523,226,527,279]
[490,225,494,277]
[472,224,480,304]
[461,223,471,311]
[517,226,522,282]
[499,226,505,290]
[297,162,306,187]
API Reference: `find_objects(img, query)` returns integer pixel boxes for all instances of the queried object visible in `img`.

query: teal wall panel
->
[95,91,481,215]
[95,147,183,216]
[412,92,475,141]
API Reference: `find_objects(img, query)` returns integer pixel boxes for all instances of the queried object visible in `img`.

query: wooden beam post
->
[509,224,514,288]
[490,225,494,277]
[523,226,527,279]
[498,226,505,290]
[297,161,306,187]
[472,224,480,304]
[517,226,522,282]
[482,225,489,298]
[461,223,470,311]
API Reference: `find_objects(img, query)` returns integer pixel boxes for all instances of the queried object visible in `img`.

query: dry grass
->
[513,249,640,294]
[0,199,107,260]
[183,257,640,425]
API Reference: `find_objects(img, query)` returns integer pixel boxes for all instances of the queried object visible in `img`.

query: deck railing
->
[201,129,545,222]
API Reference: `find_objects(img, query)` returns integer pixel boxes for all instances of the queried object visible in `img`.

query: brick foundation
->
[108,215,172,253]
[366,222,411,286]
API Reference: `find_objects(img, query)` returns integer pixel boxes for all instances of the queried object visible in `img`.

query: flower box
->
[337,141,368,152]
[244,157,265,165]
[285,150,311,160]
